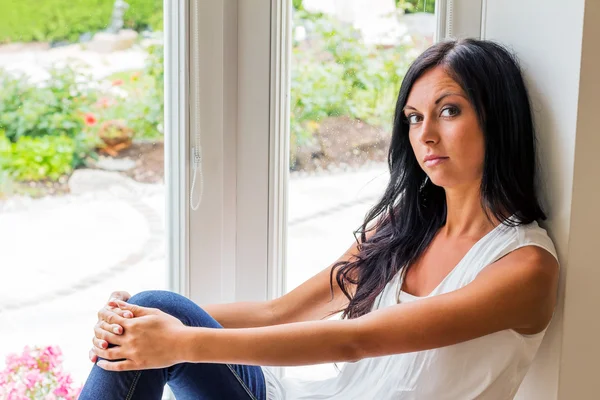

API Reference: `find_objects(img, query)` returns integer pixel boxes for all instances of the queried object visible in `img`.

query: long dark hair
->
[330,38,546,320]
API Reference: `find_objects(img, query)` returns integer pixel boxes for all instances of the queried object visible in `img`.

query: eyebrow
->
[403,92,467,112]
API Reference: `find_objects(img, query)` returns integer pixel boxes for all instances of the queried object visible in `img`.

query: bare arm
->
[176,246,559,367]
[202,301,277,329]
[92,230,370,364]
[203,230,371,328]
[95,244,557,371]
[201,240,360,329]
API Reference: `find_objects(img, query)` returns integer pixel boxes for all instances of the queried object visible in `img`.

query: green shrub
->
[0,65,100,173]
[0,134,75,181]
[292,0,304,11]
[124,0,163,32]
[0,37,164,182]
[0,66,97,142]
[83,71,163,141]
[290,10,411,164]
[84,42,164,141]
[0,0,163,44]
[396,0,435,13]
[143,41,164,134]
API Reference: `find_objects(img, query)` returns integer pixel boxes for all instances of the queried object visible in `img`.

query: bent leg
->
[79,290,266,400]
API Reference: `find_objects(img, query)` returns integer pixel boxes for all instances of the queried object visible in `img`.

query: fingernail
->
[113,326,121,334]
[124,312,133,318]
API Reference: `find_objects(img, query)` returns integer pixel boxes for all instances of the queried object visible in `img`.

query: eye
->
[405,113,423,125]
[440,105,460,118]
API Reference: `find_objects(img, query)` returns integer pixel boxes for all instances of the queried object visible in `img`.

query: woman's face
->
[404,67,485,189]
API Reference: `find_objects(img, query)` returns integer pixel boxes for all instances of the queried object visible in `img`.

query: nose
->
[417,117,439,145]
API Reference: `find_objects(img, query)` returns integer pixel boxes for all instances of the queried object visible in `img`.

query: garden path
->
[0,42,147,83]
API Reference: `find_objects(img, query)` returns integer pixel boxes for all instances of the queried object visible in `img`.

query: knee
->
[127,290,222,328]
[128,290,190,314]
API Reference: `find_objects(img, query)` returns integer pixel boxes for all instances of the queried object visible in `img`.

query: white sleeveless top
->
[261,220,558,400]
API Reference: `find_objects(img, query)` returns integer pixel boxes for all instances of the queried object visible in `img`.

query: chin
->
[428,175,451,188]
[429,174,480,190]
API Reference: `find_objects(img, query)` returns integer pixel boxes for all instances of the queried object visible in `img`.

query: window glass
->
[0,1,167,395]
[285,0,435,380]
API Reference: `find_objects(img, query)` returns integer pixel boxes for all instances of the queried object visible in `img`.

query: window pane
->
[285,0,435,380]
[0,1,167,395]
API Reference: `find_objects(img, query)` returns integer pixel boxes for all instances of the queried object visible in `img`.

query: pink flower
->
[5,353,21,369]
[53,384,70,397]
[96,97,115,109]
[24,369,43,389]
[0,369,10,385]
[1,345,80,400]
[40,345,62,370]
[6,384,28,400]
[56,371,73,386]
[84,113,97,127]
[112,79,124,86]
[6,349,37,371]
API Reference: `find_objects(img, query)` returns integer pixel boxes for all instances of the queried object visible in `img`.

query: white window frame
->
[164,0,190,297]
[188,0,600,397]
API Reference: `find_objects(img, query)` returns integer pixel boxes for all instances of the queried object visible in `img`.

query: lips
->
[423,155,448,167]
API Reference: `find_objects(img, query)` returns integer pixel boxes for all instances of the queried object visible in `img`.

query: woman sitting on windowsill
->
[79,38,560,400]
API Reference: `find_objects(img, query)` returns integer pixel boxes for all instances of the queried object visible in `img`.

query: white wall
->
[484,0,599,397]
[557,0,600,397]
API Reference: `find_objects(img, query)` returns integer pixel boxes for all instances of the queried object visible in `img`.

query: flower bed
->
[0,345,81,400]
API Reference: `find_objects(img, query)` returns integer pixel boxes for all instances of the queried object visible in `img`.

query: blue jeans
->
[79,290,267,400]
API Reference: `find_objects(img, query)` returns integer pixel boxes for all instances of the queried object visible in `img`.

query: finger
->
[108,291,131,303]
[97,307,129,326]
[92,346,125,362]
[97,359,137,372]
[89,348,98,363]
[114,300,154,317]
[105,304,134,319]
[97,320,124,336]
[92,336,107,350]
[94,323,123,346]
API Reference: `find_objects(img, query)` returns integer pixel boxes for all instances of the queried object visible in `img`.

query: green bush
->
[292,0,304,11]
[84,42,164,141]
[143,42,164,134]
[0,0,163,44]
[0,39,163,183]
[290,10,411,163]
[0,66,97,143]
[396,0,435,14]
[0,66,99,171]
[84,69,163,141]
[0,133,75,182]
[123,0,163,32]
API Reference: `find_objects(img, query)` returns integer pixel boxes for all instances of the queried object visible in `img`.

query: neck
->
[442,183,498,238]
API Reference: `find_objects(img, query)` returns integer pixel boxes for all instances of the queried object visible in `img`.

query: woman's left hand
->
[92,300,188,371]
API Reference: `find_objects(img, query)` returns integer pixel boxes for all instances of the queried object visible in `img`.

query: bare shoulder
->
[485,245,559,281]
[477,244,559,334]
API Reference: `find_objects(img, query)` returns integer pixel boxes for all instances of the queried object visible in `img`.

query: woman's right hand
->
[89,291,133,363]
